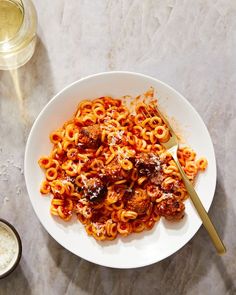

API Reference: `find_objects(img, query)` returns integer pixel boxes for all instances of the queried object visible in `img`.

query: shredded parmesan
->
[92,223,105,237]
[109,130,124,146]
[110,136,117,146]
[80,174,88,187]
[116,130,124,139]
[0,225,17,273]
[162,193,174,199]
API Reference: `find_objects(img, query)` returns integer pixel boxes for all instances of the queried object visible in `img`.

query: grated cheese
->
[162,193,174,199]
[109,130,125,146]
[0,225,17,273]
[116,130,124,139]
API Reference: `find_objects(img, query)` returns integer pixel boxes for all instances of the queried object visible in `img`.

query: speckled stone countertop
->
[0,1,236,294]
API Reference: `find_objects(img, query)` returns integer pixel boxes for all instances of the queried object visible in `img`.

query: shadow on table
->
[46,169,235,295]
[0,36,55,138]
[0,263,32,295]
[211,170,236,295]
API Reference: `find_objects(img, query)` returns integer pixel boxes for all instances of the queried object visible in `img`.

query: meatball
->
[103,159,122,181]
[78,124,101,148]
[135,153,161,176]
[156,196,185,221]
[126,189,150,215]
[83,177,107,202]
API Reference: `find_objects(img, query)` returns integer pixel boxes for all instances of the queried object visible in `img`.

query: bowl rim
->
[0,218,22,279]
[24,71,217,268]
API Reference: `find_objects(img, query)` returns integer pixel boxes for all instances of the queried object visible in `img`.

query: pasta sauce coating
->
[39,91,208,241]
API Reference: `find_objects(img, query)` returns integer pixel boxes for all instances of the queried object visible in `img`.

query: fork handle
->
[171,152,226,255]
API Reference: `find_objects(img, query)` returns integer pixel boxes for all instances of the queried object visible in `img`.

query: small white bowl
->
[0,219,22,279]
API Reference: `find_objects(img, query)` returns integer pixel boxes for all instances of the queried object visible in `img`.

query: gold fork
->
[145,104,226,254]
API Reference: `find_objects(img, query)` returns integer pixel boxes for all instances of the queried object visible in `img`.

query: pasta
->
[38,90,208,241]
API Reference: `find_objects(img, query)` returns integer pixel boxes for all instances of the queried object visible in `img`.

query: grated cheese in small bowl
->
[0,219,22,279]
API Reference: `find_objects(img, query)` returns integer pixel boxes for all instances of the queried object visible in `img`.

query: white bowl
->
[24,71,216,269]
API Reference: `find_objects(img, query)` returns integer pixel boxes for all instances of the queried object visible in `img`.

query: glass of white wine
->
[0,0,37,70]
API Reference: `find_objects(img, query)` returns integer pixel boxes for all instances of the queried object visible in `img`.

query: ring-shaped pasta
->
[46,167,58,181]
[51,198,64,206]
[49,159,60,170]
[154,126,170,142]
[133,125,143,136]
[149,116,162,128]
[65,164,77,177]
[126,132,136,145]
[152,144,164,154]
[50,131,63,144]
[182,147,196,161]
[141,118,151,129]
[55,142,63,154]
[38,156,51,169]
[134,114,144,125]
[137,176,147,185]
[51,180,65,194]
[135,102,147,114]
[63,141,74,151]
[67,148,78,160]
[185,161,198,175]
[65,124,77,141]
[141,128,150,140]
[78,214,89,225]
[117,222,132,235]
[93,105,106,119]
[120,159,133,170]
[112,200,124,210]
[78,100,92,110]
[196,157,208,171]
[58,206,72,221]
[40,180,51,194]
[106,191,119,204]
[82,114,97,125]
[64,182,75,195]
[132,220,145,233]
[105,153,116,165]
[50,206,59,216]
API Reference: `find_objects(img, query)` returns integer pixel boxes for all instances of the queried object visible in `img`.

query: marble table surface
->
[1,0,236,294]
